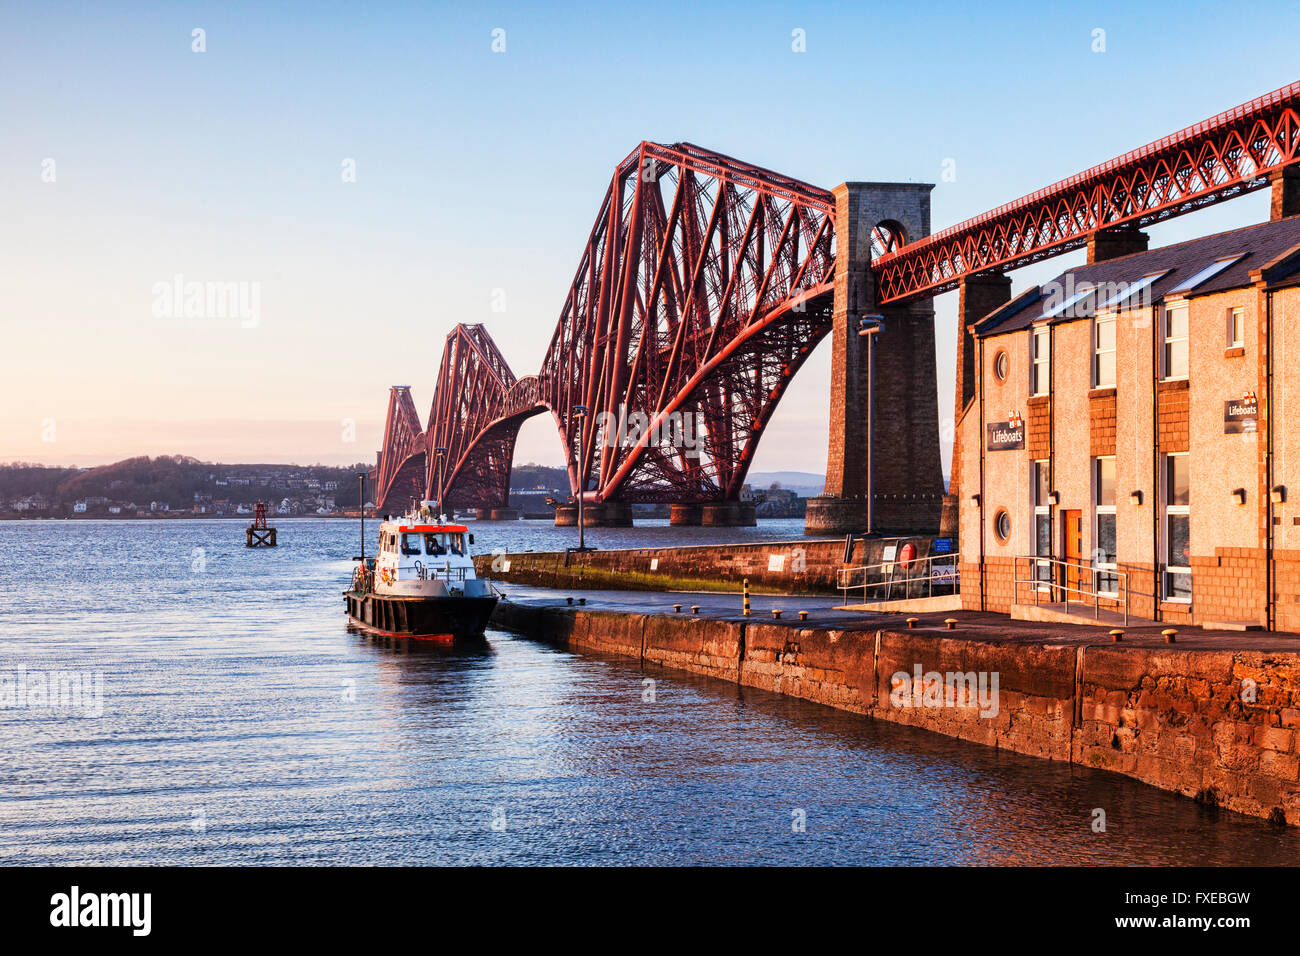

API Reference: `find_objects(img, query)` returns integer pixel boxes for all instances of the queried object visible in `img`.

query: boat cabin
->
[373,514,484,597]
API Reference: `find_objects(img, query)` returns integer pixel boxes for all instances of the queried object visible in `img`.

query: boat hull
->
[345,591,498,641]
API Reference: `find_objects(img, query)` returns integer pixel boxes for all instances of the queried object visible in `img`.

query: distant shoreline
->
[0,513,372,521]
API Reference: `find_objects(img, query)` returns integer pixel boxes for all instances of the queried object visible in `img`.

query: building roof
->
[974,215,1300,337]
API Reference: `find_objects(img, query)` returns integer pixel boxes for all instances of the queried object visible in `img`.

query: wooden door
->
[1062,510,1083,597]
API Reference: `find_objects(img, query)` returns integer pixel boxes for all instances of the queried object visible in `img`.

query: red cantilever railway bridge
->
[373,81,1300,515]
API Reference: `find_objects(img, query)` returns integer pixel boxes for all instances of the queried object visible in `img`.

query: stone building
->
[956,209,1300,630]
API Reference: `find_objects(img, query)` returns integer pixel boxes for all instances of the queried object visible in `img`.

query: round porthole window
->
[994,509,1011,542]
[993,350,1010,382]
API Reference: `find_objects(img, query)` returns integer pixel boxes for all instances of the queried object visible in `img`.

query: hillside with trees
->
[1,456,371,518]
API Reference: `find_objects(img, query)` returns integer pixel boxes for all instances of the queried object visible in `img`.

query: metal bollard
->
[1110,629,1124,642]
[772,609,782,620]
[1163,628,1177,643]
[906,617,919,629]
[798,610,808,622]
[673,604,682,613]
[742,578,751,616]
[691,605,700,615]
[944,618,957,630]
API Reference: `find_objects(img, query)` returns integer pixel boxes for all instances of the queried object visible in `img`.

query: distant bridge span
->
[375,141,838,513]
[372,82,1300,518]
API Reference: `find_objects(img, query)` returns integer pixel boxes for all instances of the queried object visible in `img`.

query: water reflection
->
[0,518,1297,865]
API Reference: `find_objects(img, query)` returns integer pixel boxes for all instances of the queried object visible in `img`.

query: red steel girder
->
[373,141,836,509]
[373,385,426,513]
[537,141,836,503]
[379,84,1300,510]
[874,80,1300,303]
[425,324,531,510]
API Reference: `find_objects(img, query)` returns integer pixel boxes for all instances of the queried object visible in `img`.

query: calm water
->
[1,518,1298,866]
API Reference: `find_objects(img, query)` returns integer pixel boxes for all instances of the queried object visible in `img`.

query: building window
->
[1227,307,1245,349]
[1031,327,1050,396]
[1163,453,1190,601]
[1094,457,1117,595]
[994,509,1011,543]
[1162,303,1189,379]
[993,349,1010,383]
[1094,314,1116,388]
[1032,460,1051,585]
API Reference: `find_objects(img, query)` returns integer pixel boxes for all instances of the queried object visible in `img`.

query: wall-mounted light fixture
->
[1272,485,1287,504]
[1231,488,1247,506]
[1047,491,1060,506]
[1129,490,1143,506]
[970,493,982,508]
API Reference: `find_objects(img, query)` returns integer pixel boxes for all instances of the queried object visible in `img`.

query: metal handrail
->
[837,552,960,605]
[411,564,471,583]
[1012,555,1129,625]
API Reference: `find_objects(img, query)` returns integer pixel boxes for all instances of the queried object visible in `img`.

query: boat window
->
[424,533,447,556]
[449,533,465,556]
[401,533,423,555]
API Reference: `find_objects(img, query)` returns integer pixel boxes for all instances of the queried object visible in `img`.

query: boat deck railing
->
[411,562,472,583]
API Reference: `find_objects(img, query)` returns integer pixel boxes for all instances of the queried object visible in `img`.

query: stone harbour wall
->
[475,535,947,596]
[490,601,1300,827]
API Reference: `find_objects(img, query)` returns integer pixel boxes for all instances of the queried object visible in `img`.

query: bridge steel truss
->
[374,141,838,513]
[373,81,1300,514]
[874,81,1300,303]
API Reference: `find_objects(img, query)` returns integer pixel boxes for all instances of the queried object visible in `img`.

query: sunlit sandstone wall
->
[977,327,1030,612]
[493,602,1300,826]
[1273,287,1300,632]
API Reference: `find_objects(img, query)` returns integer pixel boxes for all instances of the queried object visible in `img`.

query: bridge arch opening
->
[871,219,906,258]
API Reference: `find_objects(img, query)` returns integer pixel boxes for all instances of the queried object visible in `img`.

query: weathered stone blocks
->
[490,602,1300,826]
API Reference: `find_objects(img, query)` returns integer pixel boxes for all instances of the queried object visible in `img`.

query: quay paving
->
[496,584,1300,651]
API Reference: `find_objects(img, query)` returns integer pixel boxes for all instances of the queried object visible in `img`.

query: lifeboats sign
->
[986,412,1025,451]
[1224,393,1258,434]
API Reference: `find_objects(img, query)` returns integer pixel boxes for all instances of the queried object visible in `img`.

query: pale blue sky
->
[1,0,1294,472]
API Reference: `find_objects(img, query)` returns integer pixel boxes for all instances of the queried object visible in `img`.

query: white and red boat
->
[345,501,498,641]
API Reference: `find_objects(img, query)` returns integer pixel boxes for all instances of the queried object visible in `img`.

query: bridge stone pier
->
[554,501,634,527]
[805,182,945,536]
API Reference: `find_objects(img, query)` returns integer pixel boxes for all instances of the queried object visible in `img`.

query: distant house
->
[73,501,88,513]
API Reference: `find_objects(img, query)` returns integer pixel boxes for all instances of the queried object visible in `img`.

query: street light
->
[858,315,885,535]
[434,446,447,517]
[573,405,590,551]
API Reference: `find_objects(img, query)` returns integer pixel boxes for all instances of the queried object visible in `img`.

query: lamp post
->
[434,446,447,517]
[573,405,589,551]
[858,315,885,535]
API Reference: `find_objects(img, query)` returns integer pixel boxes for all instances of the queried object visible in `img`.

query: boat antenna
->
[435,447,447,518]
[357,472,366,564]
